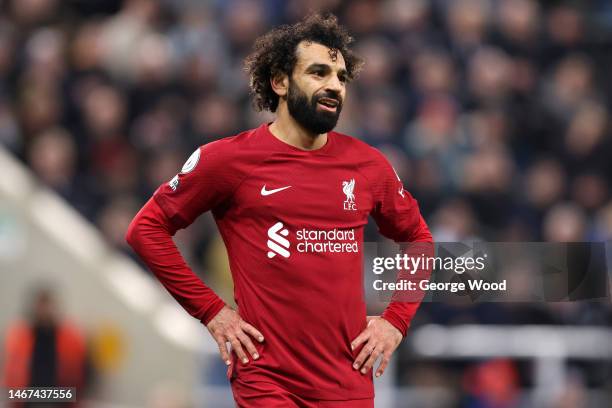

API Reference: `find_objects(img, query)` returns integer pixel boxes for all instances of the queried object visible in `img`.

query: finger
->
[216,338,231,366]
[353,342,375,370]
[375,351,392,378]
[351,330,371,351]
[361,347,382,375]
[241,321,265,343]
[236,331,260,360]
[366,316,376,324]
[228,335,249,364]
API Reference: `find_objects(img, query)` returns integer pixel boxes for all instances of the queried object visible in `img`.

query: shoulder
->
[4,321,32,345]
[181,127,273,188]
[198,128,258,157]
[6,320,30,334]
[330,130,393,169]
[190,127,269,170]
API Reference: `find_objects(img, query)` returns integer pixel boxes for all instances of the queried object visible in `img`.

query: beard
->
[286,78,343,135]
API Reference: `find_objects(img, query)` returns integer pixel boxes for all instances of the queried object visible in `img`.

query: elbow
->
[413,217,434,243]
[417,230,434,243]
[125,197,174,251]
[414,231,434,244]
[125,215,141,250]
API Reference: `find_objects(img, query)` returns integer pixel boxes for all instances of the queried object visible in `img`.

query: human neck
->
[268,103,328,151]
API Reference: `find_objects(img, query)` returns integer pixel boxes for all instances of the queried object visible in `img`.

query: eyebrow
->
[305,63,348,77]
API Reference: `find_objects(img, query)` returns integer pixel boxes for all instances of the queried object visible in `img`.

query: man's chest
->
[230,158,373,228]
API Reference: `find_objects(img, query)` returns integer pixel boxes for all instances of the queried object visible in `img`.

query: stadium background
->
[1,0,611,406]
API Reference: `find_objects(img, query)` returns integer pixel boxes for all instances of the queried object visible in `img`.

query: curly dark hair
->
[244,13,364,112]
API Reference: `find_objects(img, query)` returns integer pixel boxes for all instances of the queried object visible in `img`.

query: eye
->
[339,74,347,83]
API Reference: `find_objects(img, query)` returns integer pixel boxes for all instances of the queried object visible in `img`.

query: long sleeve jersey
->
[126,123,432,400]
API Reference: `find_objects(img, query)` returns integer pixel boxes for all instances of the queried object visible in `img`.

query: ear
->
[270,72,289,98]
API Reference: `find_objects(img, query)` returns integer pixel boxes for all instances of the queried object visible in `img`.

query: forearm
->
[381,219,434,337]
[125,198,225,324]
[381,261,432,335]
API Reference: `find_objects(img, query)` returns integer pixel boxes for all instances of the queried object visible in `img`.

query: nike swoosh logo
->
[261,185,292,196]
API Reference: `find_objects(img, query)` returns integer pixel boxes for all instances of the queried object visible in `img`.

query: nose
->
[325,75,343,96]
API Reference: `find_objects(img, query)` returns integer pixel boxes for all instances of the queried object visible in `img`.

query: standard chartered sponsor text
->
[295,228,359,253]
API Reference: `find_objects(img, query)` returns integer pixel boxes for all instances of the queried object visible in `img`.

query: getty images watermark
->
[366,242,611,303]
[372,251,506,293]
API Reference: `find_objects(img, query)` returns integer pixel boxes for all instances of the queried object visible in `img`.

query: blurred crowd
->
[1,0,612,405]
[2,0,612,256]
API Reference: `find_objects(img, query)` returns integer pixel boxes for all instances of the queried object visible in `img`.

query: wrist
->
[200,298,227,326]
[380,310,408,338]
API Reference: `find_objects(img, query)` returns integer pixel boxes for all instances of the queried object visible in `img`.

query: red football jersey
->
[127,123,432,400]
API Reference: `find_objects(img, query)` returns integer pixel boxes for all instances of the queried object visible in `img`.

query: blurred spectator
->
[354,36,398,88]
[100,0,160,81]
[546,4,585,52]
[543,203,587,242]
[410,49,456,96]
[445,0,490,58]
[9,0,59,27]
[462,359,519,408]
[431,198,479,241]
[524,158,565,211]
[27,127,76,191]
[495,0,539,54]
[541,54,595,124]
[2,285,89,405]
[562,100,610,177]
[467,47,513,106]
[97,195,142,253]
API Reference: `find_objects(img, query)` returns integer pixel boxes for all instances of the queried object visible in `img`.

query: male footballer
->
[126,13,432,408]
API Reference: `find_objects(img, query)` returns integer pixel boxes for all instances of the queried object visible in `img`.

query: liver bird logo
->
[342,179,357,210]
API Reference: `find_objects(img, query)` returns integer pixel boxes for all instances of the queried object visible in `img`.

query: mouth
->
[316,97,340,112]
